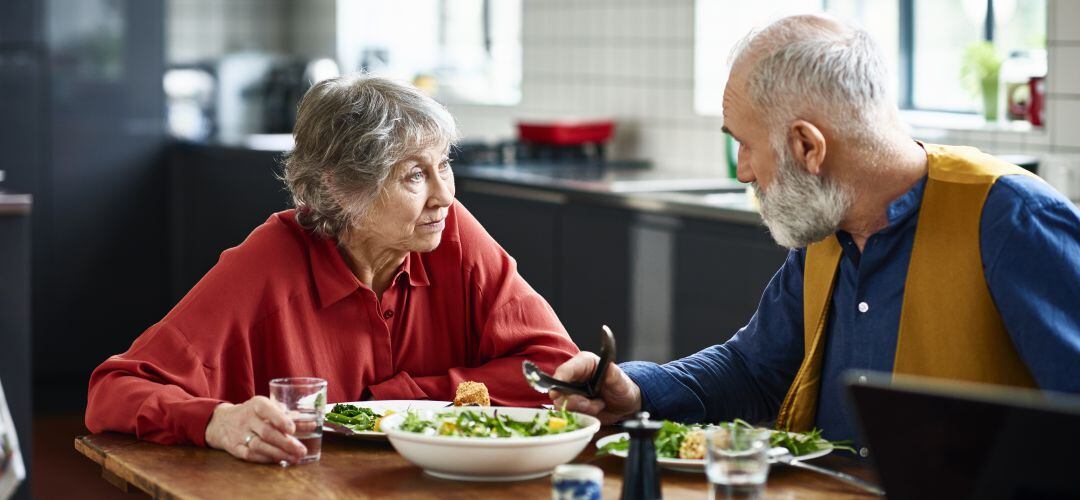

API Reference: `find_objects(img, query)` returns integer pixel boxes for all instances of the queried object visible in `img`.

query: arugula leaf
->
[397,409,583,438]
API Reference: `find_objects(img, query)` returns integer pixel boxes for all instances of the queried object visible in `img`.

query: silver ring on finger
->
[243,433,256,446]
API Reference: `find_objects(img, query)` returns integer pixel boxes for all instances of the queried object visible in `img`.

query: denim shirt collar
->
[882,175,928,232]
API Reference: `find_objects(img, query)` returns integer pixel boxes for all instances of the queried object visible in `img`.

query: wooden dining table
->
[75,429,882,499]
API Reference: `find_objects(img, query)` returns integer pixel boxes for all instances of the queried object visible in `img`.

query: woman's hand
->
[204,396,308,464]
[549,352,643,425]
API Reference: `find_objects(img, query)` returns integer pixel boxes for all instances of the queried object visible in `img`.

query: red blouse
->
[85,203,579,446]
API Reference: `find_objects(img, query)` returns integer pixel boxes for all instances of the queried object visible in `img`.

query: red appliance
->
[1028,76,1045,127]
[516,119,615,146]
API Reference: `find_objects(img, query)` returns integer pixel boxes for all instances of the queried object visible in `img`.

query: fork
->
[768,448,885,496]
[522,325,617,398]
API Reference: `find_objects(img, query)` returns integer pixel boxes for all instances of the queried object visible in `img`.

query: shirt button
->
[858,375,868,383]
[383,310,394,319]
[858,302,869,313]
[859,447,870,458]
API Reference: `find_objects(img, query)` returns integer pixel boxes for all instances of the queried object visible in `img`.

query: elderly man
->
[551,14,1080,444]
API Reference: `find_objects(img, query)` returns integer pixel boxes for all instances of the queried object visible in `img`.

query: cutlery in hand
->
[522,325,617,398]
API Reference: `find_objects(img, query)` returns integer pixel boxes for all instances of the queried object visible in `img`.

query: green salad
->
[325,403,388,432]
[397,407,582,438]
[598,419,853,459]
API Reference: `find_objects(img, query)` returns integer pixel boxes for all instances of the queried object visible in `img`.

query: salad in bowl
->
[379,406,601,481]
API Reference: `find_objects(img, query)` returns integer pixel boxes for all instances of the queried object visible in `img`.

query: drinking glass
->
[705,426,771,500]
[269,377,327,465]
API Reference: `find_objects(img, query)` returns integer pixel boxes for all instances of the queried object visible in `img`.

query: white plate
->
[595,431,833,473]
[323,400,451,440]
[380,406,601,481]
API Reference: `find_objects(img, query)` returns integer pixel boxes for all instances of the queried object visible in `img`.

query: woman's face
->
[356,143,455,254]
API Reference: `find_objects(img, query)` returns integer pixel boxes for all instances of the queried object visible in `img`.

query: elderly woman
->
[85,75,579,464]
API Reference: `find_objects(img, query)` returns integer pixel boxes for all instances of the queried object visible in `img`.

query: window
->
[336,0,522,105]
[695,0,1046,117]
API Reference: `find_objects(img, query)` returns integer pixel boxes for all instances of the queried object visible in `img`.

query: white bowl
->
[379,406,601,481]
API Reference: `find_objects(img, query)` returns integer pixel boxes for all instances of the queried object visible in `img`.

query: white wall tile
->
[1053,0,1080,42]
[1050,46,1080,95]
[1050,98,1080,148]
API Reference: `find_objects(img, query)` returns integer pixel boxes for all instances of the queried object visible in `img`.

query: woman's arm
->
[86,322,308,462]
[85,323,224,446]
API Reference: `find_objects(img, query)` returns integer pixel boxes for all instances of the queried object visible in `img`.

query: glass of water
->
[705,425,772,499]
[269,377,327,465]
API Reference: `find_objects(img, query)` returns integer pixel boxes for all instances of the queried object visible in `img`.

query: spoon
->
[523,325,617,398]
[767,447,885,496]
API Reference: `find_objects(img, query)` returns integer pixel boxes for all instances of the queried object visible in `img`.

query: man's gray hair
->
[732,15,893,145]
[282,74,459,238]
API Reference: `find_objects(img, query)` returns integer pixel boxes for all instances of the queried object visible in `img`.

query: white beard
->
[754,140,853,249]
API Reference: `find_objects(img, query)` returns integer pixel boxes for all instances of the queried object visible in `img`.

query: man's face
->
[723,72,852,249]
[722,69,780,192]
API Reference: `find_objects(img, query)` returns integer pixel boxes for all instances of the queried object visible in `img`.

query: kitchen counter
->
[0,193,32,215]
[191,136,763,226]
[455,164,762,225]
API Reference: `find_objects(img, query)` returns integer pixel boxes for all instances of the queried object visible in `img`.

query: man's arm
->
[621,249,808,424]
[982,175,1080,391]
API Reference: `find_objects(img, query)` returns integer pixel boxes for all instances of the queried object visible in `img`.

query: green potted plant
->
[961,41,1004,121]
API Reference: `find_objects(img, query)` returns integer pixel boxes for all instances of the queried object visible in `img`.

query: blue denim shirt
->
[622,174,1080,444]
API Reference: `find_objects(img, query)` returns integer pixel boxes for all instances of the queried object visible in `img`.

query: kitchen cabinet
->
[0,0,38,45]
[169,143,292,299]
[33,0,170,409]
[453,189,562,308]
[672,218,788,358]
[454,188,634,356]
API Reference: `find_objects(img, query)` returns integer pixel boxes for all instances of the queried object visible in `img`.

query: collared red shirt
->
[86,202,578,446]
[622,173,1080,444]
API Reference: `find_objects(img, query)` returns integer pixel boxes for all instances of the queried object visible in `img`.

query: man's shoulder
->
[986,174,1078,220]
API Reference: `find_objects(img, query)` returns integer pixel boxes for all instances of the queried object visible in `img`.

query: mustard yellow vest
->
[775,144,1039,432]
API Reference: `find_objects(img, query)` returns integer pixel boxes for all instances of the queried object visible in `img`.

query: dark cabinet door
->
[672,219,788,358]
[0,50,42,194]
[169,145,292,299]
[454,188,562,309]
[558,204,633,356]
[0,0,38,45]
[34,0,169,408]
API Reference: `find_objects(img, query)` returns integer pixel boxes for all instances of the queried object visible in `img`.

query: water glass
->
[705,426,771,500]
[269,377,327,465]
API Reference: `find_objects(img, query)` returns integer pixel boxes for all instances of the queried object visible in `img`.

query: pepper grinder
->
[620,411,662,500]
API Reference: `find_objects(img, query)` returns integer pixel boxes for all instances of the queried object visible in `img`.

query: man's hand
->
[204,396,307,464]
[549,352,643,424]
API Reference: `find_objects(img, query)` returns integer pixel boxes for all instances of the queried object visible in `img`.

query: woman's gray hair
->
[731,14,894,146]
[282,74,459,238]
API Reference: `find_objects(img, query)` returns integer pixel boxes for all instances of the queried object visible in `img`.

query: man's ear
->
[788,120,827,176]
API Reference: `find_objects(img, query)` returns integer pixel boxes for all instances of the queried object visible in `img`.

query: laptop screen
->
[846,372,1080,500]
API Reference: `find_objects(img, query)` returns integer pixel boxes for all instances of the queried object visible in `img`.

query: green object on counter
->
[725,134,738,179]
[961,41,1003,121]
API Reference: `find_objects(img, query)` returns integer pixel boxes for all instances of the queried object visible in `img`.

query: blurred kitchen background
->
[1,0,1078,498]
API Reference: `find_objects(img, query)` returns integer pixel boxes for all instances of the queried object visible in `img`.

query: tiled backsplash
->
[165,0,1080,198]
[446,0,1080,199]
[447,0,725,175]
[166,0,335,63]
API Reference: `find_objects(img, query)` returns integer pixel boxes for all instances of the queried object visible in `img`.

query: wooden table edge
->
[76,435,172,498]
